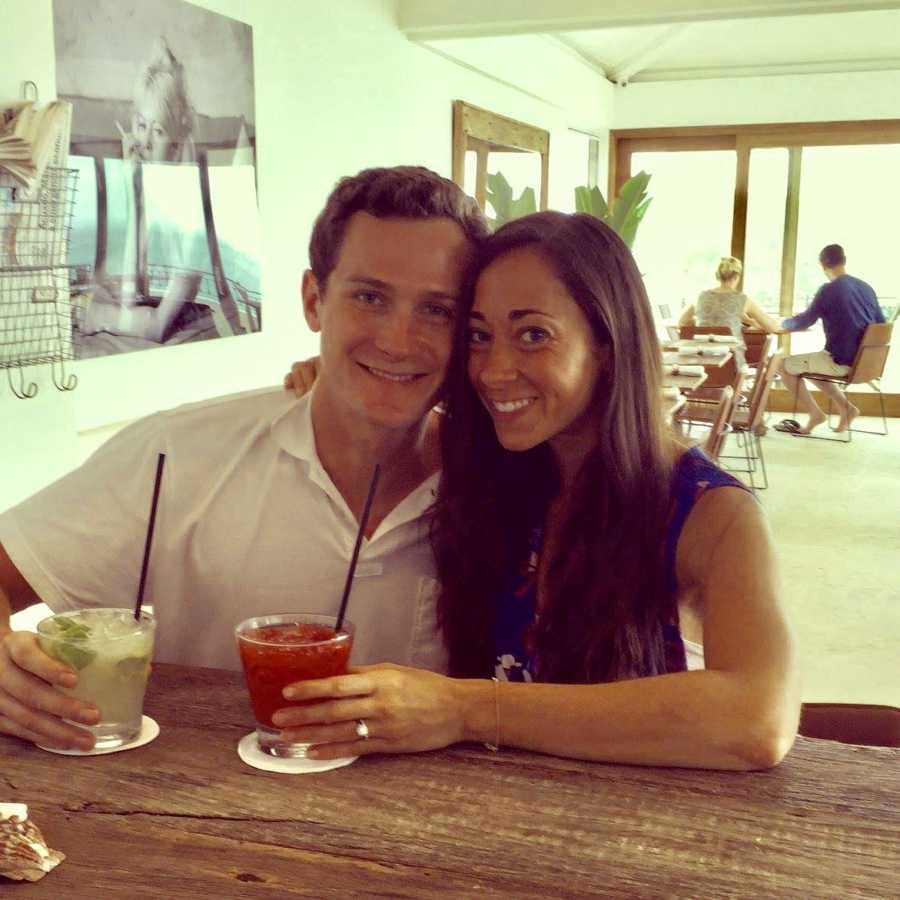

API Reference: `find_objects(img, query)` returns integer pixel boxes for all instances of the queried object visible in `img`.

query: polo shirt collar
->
[268,393,439,538]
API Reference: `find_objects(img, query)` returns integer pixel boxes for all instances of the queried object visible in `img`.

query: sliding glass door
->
[611,121,900,402]
[630,150,736,320]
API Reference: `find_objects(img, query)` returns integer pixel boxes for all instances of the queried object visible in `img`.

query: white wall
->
[0,0,605,511]
[424,34,613,134]
[613,69,900,128]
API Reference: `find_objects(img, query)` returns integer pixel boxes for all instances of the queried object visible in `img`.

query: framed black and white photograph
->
[53,0,261,359]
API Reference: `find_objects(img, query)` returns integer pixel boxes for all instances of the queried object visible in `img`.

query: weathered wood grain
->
[2,664,897,898]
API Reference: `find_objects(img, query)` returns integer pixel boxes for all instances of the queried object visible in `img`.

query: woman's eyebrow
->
[508,308,552,320]
[469,308,554,321]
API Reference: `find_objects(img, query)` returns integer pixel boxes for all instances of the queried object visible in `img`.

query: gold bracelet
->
[484,676,500,752]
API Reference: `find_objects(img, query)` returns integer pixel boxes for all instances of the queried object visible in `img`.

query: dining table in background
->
[662,368,708,393]
[662,348,733,370]
[3,664,897,899]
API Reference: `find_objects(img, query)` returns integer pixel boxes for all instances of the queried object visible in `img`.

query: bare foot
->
[798,410,828,434]
[833,404,860,433]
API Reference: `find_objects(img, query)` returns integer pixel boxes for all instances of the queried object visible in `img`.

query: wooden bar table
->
[3,664,898,898]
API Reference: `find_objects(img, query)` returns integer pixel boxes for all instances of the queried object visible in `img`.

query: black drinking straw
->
[334,464,381,634]
[135,453,166,620]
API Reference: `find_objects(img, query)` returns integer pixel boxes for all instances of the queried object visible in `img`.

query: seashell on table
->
[0,803,65,882]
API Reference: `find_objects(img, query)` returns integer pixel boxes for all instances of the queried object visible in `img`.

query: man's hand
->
[0,630,99,750]
[271,663,467,760]
[283,357,320,398]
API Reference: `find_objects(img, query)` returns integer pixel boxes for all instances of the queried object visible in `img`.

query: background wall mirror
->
[452,100,549,226]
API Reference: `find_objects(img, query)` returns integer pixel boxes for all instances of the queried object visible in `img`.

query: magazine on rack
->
[0,100,72,197]
[0,101,72,269]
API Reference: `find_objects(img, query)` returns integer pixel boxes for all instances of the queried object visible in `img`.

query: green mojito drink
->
[37,609,156,750]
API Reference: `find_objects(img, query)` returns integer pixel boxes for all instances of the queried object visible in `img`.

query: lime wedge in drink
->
[42,639,96,671]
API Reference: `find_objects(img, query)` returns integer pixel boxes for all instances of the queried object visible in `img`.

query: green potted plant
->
[575,171,652,249]
[484,170,652,249]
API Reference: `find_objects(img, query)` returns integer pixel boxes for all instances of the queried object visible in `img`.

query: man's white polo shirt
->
[0,388,447,672]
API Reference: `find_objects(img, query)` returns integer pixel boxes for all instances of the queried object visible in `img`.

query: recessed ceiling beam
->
[399,0,900,40]
[607,24,692,84]
[630,57,900,81]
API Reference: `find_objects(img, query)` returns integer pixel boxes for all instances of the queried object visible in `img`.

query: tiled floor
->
[12,416,899,706]
[727,415,899,706]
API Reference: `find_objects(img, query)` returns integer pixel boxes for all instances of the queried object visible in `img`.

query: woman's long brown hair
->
[431,212,675,683]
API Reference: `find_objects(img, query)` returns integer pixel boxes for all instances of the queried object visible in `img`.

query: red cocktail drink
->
[235,614,354,758]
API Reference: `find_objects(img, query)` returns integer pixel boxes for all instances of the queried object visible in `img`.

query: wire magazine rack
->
[0,166,79,398]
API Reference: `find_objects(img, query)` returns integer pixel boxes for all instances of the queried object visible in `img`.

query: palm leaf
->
[511,186,537,220]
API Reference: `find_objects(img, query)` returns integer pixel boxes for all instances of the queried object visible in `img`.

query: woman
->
[280,213,799,770]
[679,257,780,367]
[82,38,203,345]
[122,38,196,164]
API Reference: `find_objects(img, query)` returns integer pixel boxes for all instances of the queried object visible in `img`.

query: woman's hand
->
[283,357,320,398]
[117,122,140,162]
[272,663,467,759]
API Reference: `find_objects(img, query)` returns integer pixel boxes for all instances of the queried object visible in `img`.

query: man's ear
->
[301,270,323,332]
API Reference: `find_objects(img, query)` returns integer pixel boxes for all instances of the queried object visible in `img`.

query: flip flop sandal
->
[774,419,803,434]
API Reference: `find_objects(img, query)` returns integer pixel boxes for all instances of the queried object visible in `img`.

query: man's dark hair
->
[819,244,846,268]
[308,166,489,289]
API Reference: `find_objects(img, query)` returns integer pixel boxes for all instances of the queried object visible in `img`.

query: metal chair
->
[680,351,782,490]
[701,386,736,461]
[793,322,893,441]
[799,703,900,748]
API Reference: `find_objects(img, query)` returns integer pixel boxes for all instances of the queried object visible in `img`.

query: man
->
[0,166,488,751]
[776,244,884,435]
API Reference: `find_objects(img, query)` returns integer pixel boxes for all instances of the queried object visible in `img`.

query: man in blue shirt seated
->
[777,244,885,435]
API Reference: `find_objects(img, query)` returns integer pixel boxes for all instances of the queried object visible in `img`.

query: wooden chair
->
[701,386,735,460]
[679,351,782,490]
[741,328,772,369]
[678,325,746,392]
[795,322,893,441]
[678,325,732,340]
[735,333,772,407]
[799,703,900,748]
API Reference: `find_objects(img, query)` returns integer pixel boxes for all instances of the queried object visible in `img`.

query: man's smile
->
[359,363,428,384]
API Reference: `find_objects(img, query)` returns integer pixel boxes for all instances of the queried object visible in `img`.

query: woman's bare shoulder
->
[675,469,765,585]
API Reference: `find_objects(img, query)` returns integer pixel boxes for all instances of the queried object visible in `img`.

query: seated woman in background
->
[280,214,800,771]
[679,256,780,367]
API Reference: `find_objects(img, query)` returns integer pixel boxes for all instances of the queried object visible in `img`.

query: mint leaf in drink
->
[43,639,96,671]
[53,616,91,641]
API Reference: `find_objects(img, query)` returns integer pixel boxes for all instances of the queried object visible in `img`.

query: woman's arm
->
[743,298,783,334]
[460,489,798,770]
[277,488,799,770]
[677,304,695,327]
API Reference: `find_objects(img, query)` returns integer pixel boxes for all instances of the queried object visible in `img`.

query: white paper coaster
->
[37,715,160,756]
[237,731,358,774]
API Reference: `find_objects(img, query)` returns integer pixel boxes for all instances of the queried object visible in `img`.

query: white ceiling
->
[404,1,900,85]
[554,8,900,83]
